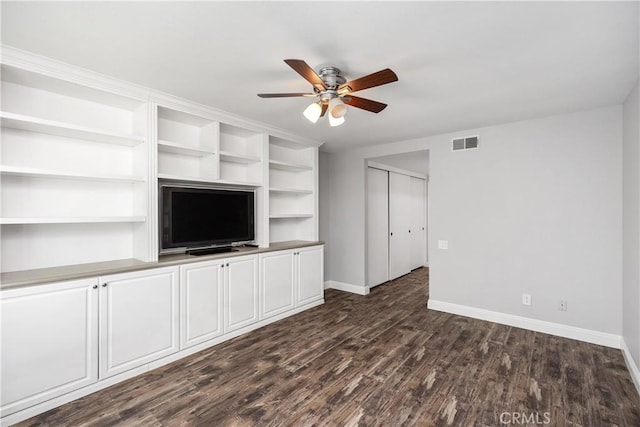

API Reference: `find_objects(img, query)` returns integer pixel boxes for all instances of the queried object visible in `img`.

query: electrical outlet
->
[522,293,531,306]
[438,240,449,250]
[559,300,568,311]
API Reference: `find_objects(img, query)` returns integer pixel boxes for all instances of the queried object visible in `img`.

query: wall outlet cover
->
[438,240,449,250]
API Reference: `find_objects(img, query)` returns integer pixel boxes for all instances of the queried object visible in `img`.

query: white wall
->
[319,151,332,279]
[623,80,640,369]
[326,106,623,335]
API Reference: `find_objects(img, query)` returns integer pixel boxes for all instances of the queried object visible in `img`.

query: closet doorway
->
[366,151,429,288]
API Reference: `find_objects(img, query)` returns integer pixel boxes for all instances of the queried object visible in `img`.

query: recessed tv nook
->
[160,183,256,255]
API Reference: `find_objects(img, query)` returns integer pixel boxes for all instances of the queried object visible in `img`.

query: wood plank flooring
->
[17,268,640,426]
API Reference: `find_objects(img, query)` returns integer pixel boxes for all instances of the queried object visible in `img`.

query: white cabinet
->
[98,267,179,379]
[224,254,259,332]
[180,260,224,349]
[260,250,296,319]
[0,278,98,416]
[296,246,324,305]
[260,245,323,319]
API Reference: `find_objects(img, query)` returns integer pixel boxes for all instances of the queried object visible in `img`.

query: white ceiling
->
[1,2,638,152]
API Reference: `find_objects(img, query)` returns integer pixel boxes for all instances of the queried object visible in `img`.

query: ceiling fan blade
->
[257,93,317,98]
[320,103,329,117]
[284,59,327,91]
[343,95,388,113]
[339,68,398,93]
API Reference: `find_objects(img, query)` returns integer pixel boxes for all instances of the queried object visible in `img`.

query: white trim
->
[325,280,370,295]
[427,299,621,349]
[621,338,640,396]
[366,160,428,180]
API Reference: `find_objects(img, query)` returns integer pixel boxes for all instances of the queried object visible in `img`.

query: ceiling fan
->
[258,59,398,126]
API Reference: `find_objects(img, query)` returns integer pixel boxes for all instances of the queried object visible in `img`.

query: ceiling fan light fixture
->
[303,102,322,123]
[329,97,347,118]
[329,114,345,127]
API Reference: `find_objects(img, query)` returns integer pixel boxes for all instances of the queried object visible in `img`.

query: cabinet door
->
[389,172,412,279]
[297,246,324,305]
[180,260,224,350]
[225,255,259,332]
[99,267,179,379]
[260,250,295,319]
[1,279,98,416]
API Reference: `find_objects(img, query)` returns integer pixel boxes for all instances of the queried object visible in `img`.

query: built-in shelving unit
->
[218,123,265,185]
[1,61,152,273]
[268,136,318,243]
[0,48,320,274]
[156,106,219,182]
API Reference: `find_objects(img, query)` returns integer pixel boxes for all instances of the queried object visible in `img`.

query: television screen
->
[161,185,255,251]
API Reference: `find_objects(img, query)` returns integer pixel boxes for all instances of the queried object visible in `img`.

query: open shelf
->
[0,165,146,183]
[269,213,314,219]
[219,151,261,164]
[158,174,260,188]
[157,140,216,157]
[1,216,147,225]
[269,187,313,194]
[0,112,145,146]
[269,159,313,172]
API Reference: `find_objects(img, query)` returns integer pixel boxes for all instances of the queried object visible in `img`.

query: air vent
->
[452,136,479,151]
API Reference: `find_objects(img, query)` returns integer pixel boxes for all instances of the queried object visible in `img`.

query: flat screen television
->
[160,184,255,254]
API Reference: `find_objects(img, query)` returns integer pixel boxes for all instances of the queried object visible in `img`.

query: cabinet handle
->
[102,283,108,287]
[221,264,224,268]
[409,230,411,233]
[390,232,393,236]
[92,284,98,289]
[226,263,229,267]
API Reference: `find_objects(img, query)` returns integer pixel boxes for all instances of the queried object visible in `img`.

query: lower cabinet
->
[0,245,322,423]
[98,266,179,379]
[260,245,324,320]
[260,250,296,319]
[224,254,259,332]
[180,260,224,350]
[0,278,99,417]
[297,245,324,305]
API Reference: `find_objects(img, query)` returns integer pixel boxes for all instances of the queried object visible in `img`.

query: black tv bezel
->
[159,183,256,254]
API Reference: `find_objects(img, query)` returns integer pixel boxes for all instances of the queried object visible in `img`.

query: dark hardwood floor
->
[17,268,640,426]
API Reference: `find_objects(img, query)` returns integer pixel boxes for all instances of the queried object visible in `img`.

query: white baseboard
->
[427,299,621,349]
[621,338,640,396]
[324,280,369,295]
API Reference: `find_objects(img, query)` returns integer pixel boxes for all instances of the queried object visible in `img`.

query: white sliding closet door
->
[367,167,389,287]
[389,172,412,280]
[410,177,427,270]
